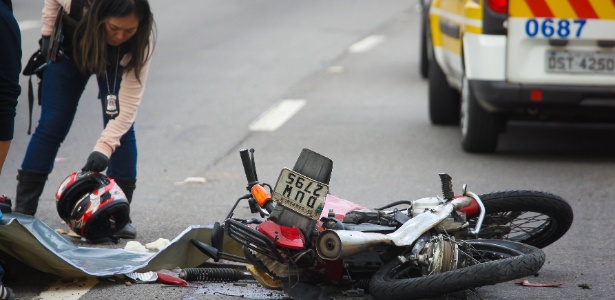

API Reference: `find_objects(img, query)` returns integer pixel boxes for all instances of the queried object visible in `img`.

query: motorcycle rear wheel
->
[369,239,545,300]
[470,190,573,248]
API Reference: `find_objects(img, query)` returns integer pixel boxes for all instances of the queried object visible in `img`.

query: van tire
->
[460,75,501,152]
[428,56,460,125]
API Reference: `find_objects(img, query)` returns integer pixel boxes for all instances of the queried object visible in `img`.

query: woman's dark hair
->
[73,0,156,83]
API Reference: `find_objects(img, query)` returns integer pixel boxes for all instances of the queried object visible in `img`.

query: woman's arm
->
[93,48,153,158]
[41,0,72,36]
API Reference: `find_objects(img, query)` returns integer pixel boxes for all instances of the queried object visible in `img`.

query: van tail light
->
[530,89,543,102]
[487,0,508,14]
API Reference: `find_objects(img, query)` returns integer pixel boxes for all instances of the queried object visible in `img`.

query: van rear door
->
[506,0,615,86]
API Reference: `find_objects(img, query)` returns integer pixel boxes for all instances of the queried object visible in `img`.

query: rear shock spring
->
[356,278,370,291]
[179,268,246,282]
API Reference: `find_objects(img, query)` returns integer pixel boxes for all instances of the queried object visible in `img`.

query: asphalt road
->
[4,1,615,299]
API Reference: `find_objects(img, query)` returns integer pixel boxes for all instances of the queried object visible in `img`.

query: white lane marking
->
[249,99,306,132]
[348,35,385,53]
[18,20,41,31]
[39,277,98,300]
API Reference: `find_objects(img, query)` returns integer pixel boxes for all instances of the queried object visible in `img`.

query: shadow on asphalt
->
[497,121,615,158]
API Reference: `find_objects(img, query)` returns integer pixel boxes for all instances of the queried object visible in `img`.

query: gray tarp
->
[0,213,243,278]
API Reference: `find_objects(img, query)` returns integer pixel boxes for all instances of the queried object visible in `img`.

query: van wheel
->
[460,75,501,153]
[428,56,460,125]
[419,6,429,79]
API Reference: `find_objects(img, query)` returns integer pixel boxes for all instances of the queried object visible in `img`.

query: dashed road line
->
[348,34,385,53]
[39,277,98,300]
[249,99,306,131]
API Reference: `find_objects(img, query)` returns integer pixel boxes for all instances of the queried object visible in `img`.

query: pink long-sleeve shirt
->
[42,0,152,158]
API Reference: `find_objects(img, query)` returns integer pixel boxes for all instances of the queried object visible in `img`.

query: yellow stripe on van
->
[464,1,482,33]
[545,0,577,18]
[441,33,462,56]
[509,0,534,18]
[590,0,615,19]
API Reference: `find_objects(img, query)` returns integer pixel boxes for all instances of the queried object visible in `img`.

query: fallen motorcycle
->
[191,148,573,299]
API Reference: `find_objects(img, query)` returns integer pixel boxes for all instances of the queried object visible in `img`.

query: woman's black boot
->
[14,170,48,216]
[113,178,137,239]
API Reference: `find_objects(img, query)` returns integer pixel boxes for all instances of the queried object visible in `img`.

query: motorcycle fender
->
[457,196,479,216]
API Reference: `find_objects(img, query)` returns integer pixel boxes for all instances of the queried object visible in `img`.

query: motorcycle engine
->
[418,235,459,275]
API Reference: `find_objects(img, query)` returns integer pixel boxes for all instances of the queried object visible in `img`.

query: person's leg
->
[108,128,138,238]
[106,125,138,181]
[1,3,20,296]
[96,64,138,238]
[0,264,14,300]
[0,0,20,177]
[0,141,10,175]
[15,58,89,215]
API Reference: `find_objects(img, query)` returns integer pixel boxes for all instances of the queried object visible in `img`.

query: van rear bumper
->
[470,79,615,114]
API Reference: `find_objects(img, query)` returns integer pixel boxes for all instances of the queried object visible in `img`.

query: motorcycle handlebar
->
[239,148,258,188]
[263,201,275,214]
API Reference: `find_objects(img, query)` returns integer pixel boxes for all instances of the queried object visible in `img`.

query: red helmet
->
[56,171,130,241]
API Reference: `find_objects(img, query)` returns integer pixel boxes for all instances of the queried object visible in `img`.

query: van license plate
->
[545,50,615,74]
[272,168,328,220]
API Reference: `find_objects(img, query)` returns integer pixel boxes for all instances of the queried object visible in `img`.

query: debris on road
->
[516,280,564,287]
[125,241,149,252]
[578,283,592,289]
[174,177,207,185]
[146,238,171,251]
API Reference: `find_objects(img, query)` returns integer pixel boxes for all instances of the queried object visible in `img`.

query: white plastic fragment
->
[145,238,170,251]
[125,241,148,252]
[185,177,206,183]
[327,66,344,73]
[54,157,69,163]
[174,177,206,185]
[124,271,158,283]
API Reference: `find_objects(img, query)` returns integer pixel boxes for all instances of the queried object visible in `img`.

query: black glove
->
[82,151,109,172]
[40,35,51,60]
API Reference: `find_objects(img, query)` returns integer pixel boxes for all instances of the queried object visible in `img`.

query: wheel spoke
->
[476,211,552,241]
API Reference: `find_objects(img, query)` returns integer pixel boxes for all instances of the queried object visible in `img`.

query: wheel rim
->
[474,211,555,244]
[385,240,520,280]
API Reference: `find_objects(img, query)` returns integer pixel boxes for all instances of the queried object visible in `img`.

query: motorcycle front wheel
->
[469,190,573,248]
[369,239,545,300]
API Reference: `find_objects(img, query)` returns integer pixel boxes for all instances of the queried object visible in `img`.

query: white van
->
[420,0,615,152]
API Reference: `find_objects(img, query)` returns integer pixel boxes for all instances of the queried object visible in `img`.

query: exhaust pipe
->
[316,230,394,260]
[315,196,474,260]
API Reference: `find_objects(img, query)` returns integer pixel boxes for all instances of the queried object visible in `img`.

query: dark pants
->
[0,0,21,141]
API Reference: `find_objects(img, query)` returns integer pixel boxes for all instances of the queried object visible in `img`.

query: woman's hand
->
[82,151,109,172]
